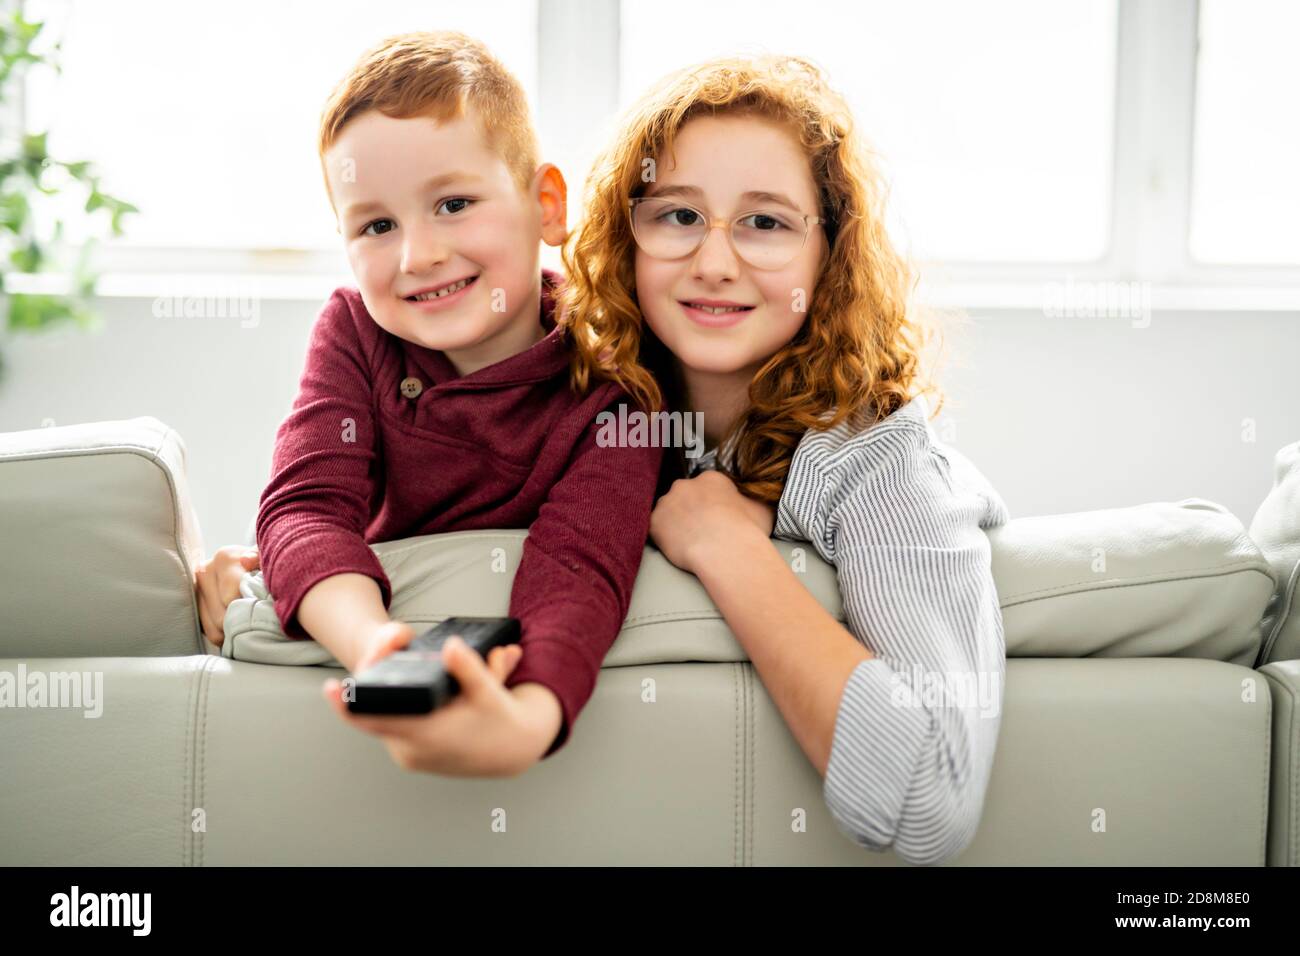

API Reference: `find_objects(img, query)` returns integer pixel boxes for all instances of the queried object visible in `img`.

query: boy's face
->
[325,109,565,376]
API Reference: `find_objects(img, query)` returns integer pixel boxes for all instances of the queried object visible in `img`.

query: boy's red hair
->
[317,31,539,204]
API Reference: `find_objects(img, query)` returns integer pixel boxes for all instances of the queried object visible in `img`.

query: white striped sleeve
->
[778,412,1009,865]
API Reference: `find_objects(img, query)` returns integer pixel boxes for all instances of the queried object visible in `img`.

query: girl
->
[559,53,1011,866]
[198,53,1010,865]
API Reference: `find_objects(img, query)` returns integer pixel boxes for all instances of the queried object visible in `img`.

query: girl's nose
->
[691,224,740,283]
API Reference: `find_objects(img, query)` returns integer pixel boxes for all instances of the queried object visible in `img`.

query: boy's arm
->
[256,289,394,662]
[504,397,664,757]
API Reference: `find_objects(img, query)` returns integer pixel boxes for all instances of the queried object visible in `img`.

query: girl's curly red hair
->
[560,53,948,503]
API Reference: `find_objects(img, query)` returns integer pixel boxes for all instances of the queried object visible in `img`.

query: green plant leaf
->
[7,292,75,332]
[9,239,41,272]
[0,190,28,232]
[21,131,48,162]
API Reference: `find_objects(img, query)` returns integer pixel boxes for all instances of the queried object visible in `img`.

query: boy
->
[206,31,661,775]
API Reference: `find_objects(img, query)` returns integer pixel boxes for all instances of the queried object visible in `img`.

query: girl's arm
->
[652,417,1008,865]
[698,522,872,777]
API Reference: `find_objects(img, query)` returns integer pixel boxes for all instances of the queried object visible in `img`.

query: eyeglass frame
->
[626,196,826,270]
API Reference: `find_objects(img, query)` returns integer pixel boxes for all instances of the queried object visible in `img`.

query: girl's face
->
[633,114,828,380]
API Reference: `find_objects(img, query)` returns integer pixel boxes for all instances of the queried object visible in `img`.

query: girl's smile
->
[634,113,828,379]
[678,296,757,328]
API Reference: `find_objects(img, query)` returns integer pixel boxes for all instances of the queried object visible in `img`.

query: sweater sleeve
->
[255,289,391,640]
[503,397,663,758]
[778,416,1009,865]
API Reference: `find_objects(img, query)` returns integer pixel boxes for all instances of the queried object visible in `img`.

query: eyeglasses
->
[627,196,824,271]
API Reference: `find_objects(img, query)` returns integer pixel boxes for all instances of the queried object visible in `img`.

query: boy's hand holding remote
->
[320,625,561,778]
[294,578,563,775]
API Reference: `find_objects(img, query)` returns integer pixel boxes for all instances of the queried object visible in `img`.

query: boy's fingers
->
[442,636,496,696]
[197,585,223,645]
[321,678,419,740]
[197,601,215,644]
[487,645,519,682]
[354,622,417,672]
[492,644,523,681]
[221,572,244,608]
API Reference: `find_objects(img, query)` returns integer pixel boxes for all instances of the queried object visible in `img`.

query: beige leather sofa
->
[2,415,1298,866]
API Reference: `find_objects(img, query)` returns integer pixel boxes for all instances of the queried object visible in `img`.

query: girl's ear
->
[534,163,568,247]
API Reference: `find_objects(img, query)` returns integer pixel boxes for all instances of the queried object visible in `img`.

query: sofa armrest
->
[1260,659,1300,865]
[0,417,206,658]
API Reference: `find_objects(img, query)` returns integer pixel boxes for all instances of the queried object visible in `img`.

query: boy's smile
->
[404,273,481,308]
[324,109,566,377]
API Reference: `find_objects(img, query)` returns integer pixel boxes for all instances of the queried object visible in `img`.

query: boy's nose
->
[400,227,451,274]
[690,225,740,284]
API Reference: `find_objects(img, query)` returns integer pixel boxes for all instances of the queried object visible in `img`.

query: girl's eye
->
[361,218,395,237]
[438,197,475,215]
[658,206,702,227]
[738,212,791,231]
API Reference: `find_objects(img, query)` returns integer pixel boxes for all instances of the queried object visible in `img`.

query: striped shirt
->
[689,395,1011,865]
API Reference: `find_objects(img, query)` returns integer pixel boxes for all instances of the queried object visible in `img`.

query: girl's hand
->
[194,546,261,646]
[322,634,557,778]
[650,470,776,575]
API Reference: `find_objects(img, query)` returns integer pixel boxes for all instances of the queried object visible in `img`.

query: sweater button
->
[400,376,423,399]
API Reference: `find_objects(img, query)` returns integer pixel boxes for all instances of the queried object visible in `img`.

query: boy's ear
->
[533,163,568,247]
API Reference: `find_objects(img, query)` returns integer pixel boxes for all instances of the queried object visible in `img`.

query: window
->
[1190,0,1300,265]
[620,0,1117,264]
[14,0,1299,300]
[23,0,538,255]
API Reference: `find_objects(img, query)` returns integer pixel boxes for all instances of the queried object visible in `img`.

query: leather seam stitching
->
[732,663,740,867]
[182,659,197,867]
[197,655,216,868]
[747,664,755,867]
[998,562,1274,606]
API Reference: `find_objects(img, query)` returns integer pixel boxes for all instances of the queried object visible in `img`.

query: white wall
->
[1,295,1296,555]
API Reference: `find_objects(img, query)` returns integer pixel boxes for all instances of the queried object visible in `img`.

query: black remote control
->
[346,616,521,715]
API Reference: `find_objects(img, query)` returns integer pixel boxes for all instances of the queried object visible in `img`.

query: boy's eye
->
[361,218,395,237]
[438,197,475,215]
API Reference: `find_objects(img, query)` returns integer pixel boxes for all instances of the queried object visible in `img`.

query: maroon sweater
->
[256,269,662,756]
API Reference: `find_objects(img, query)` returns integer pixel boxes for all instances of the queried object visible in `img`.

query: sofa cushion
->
[1250,440,1300,665]
[224,497,1272,667]
[992,498,1272,667]
[0,416,205,658]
